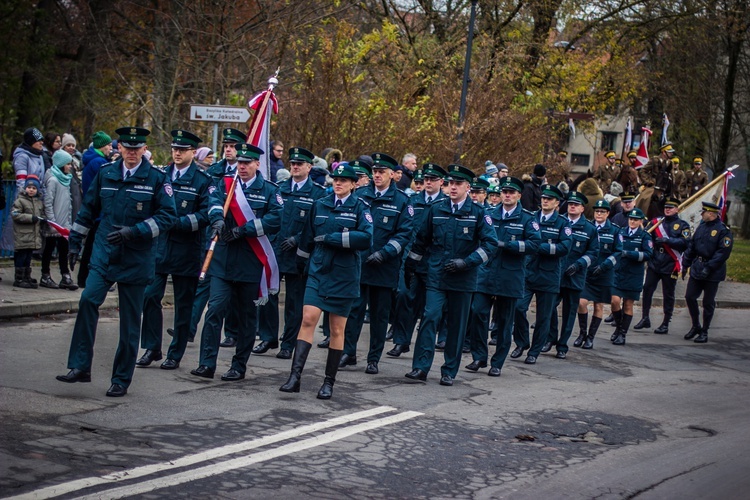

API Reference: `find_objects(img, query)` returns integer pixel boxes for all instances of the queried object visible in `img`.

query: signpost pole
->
[212,123,218,157]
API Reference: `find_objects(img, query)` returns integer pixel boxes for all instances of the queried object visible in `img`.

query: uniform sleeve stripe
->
[146,218,160,238]
[342,232,350,248]
[477,248,489,263]
[297,249,310,258]
[607,255,617,265]
[209,205,223,214]
[518,241,525,253]
[582,255,592,267]
[638,251,644,262]
[254,219,264,237]
[71,222,90,236]
[187,214,199,232]
[388,240,402,254]
[408,251,423,261]
[550,243,556,255]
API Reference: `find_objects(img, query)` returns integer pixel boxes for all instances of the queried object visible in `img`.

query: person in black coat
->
[521,164,546,211]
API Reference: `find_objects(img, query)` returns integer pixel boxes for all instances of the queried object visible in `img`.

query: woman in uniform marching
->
[280,163,373,399]
[611,208,653,345]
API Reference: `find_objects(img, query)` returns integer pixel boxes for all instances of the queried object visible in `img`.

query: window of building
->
[571,154,590,167]
[601,132,618,152]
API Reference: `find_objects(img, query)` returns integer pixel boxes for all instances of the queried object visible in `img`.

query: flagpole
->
[199,72,280,281]
[647,165,738,233]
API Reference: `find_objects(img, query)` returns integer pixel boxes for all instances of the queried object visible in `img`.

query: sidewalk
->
[1,264,749,319]
[0,265,173,319]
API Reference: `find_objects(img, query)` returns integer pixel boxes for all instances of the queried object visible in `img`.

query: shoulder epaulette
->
[523,209,535,216]
[265,179,279,188]
[358,198,371,208]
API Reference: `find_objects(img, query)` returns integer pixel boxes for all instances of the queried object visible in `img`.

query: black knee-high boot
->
[317,348,343,400]
[613,314,632,345]
[280,340,312,393]
[574,312,588,347]
[583,316,601,349]
[610,309,623,341]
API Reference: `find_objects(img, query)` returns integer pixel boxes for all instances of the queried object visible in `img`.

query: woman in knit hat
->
[11,175,45,288]
[13,127,46,196]
[194,146,214,170]
[40,150,78,290]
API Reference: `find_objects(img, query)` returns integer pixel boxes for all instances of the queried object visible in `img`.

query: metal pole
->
[455,0,479,162]
[212,123,218,158]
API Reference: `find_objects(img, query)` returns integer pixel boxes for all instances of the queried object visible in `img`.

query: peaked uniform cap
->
[627,207,646,219]
[500,176,524,192]
[222,128,246,144]
[541,184,563,200]
[471,177,490,191]
[170,129,202,148]
[288,147,314,163]
[567,190,588,205]
[423,163,447,178]
[331,163,358,180]
[593,199,611,211]
[445,164,474,183]
[115,127,150,148]
[371,152,399,170]
[235,143,264,161]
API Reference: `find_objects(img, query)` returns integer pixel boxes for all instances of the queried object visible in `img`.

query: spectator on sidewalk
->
[40,150,78,290]
[13,128,46,197]
[194,147,214,170]
[396,153,417,190]
[42,132,62,171]
[11,175,45,288]
[269,140,285,182]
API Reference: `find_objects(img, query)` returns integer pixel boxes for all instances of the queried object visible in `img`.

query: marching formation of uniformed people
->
[55,131,734,398]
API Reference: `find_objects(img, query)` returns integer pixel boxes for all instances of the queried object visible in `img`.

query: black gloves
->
[32,215,40,223]
[497,240,506,249]
[106,226,135,245]
[295,256,308,275]
[590,266,603,277]
[692,268,709,280]
[444,259,467,273]
[681,268,688,280]
[68,252,79,272]
[564,263,580,277]
[280,236,297,252]
[366,251,385,265]
[210,219,225,240]
[221,226,243,242]
[655,236,669,244]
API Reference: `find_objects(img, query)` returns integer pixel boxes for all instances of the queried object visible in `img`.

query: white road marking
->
[8,406,402,500]
[77,411,422,499]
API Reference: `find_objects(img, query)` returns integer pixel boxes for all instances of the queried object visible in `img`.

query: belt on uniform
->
[658,247,665,253]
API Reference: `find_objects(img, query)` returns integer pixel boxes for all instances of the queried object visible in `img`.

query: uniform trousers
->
[513,289,557,357]
[190,276,241,340]
[412,288,472,378]
[278,273,306,351]
[140,273,198,362]
[198,276,259,374]
[391,272,428,347]
[469,293,517,370]
[641,268,677,318]
[344,284,392,362]
[685,278,720,330]
[258,293,279,342]
[547,287,582,354]
[66,268,145,388]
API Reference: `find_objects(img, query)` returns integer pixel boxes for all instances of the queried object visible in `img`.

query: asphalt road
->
[1,305,749,499]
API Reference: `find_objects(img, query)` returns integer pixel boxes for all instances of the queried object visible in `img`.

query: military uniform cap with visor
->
[222,128,246,144]
[540,183,564,200]
[620,194,637,202]
[664,196,680,208]
[371,152,399,170]
[288,147,315,163]
[423,163,447,178]
[567,190,588,205]
[331,162,359,180]
[593,199,611,211]
[693,156,703,164]
[701,201,721,213]
[487,185,502,195]
[445,164,474,183]
[605,150,617,159]
[351,160,372,177]
[471,177,490,191]
[627,150,638,159]
[627,207,646,219]
[660,142,675,153]
[115,127,150,148]
[413,170,425,182]
[235,143,264,161]
[170,129,202,149]
[500,176,524,193]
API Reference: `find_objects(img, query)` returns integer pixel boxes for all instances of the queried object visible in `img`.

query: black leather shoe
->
[582,337,594,349]
[106,384,127,397]
[541,341,552,353]
[435,341,446,350]
[654,323,669,334]
[684,326,701,340]
[694,330,708,343]
[604,313,614,323]
[166,328,174,337]
[524,355,537,365]
[488,367,501,377]
[612,333,626,345]
[221,368,245,381]
[160,359,180,370]
[276,349,292,359]
[135,349,163,367]
[439,375,454,386]
[365,362,379,374]
[190,365,215,379]
[386,344,410,357]
[252,340,279,354]
[555,351,567,359]
[510,347,525,359]
[317,337,330,348]
[462,345,470,353]
[56,368,91,383]
[339,353,357,367]
[488,338,497,346]
[219,337,237,348]
[405,369,427,382]
[385,327,394,341]
[465,360,487,372]
[633,317,651,330]
[573,333,585,347]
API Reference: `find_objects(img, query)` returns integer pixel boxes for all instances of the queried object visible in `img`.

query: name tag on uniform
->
[300,210,306,217]
[383,216,389,223]
[463,227,469,234]
[136,202,143,211]
[181,200,188,208]
[576,241,580,247]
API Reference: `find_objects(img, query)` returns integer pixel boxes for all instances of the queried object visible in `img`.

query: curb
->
[0,293,175,320]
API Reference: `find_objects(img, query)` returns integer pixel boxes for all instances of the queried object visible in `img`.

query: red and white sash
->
[225,177,280,305]
[653,218,682,274]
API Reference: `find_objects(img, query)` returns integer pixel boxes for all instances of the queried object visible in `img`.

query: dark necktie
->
[335,200,342,208]
[125,170,131,180]
[504,211,510,219]
[293,183,299,192]
[376,192,382,198]
[542,215,548,223]
[453,204,459,213]
[426,196,432,204]
[174,171,181,182]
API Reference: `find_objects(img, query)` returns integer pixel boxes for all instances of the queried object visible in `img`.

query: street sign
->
[189,104,250,123]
